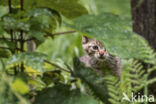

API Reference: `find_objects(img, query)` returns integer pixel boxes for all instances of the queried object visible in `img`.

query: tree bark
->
[131,0,156,50]
[27,40,36,52]
[131,0,156,96]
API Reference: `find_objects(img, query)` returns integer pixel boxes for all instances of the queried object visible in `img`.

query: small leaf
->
[2,15,17,30]
[7,52,47,73]
[0,49,10,58]
[41,70,62,86]
[28,30,46,42]
[25,65,41,76]
[11,78,30,95]
[0,39,16,49]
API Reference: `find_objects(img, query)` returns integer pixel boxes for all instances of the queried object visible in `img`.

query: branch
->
[25,30,77,42]
[8,0,12,13]
[0,46,25,52]
[0,31,77,42]
[24,38,35,42]
[45,30,77,37]
[0,37,21,41]
[44,60,70,72]
[0,46,11,50]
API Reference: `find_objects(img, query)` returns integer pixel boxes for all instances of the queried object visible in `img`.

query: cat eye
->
[92,45,98,50]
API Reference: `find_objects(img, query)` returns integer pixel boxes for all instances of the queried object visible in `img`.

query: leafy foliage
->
[25,0,88,19]
[7,52,47,72]
[0,62,29,104]
[0,0,88,19]
[67,13,153,62]
[34,83,99,104]
[0,0,156,104]
[72,57,110,103]
[0,49,10,58]
[71,57,156,104]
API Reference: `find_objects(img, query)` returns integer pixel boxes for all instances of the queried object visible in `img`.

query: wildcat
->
[80,36,121,78]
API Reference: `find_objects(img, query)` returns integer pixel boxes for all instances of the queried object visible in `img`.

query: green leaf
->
[0,49,10,58]
[28,8,60,43]
[28,31,46,42]
[0,22,4,35]
[0,39,16,49]
[11,78,30,95]
[16,21,30,32]
[68,13,151,60]
[95,0,130,17]
[34,83,99,104]
[0,0,20,6]
[72,57,110,103]
[0,0,87,19]
[28,7,61,29]
[2,15,17,30]
[0,71,30,104]
[41,70,63,86]
[1,14,30,32]
[24,0,88,19]
[28,7,56,18]
[0,6,8,18]
[7,52,47,72]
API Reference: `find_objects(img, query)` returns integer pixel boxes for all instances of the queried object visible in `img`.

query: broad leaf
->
[28,31,46,42]
[25,0,88,19]
[34,83,99,104]
[28,8,61,30]
[1,15,30,32]
[2,15,17,30]
[95,0,130,17]
[0,39,16,49]
[27,8,60,43]
[0,6,8,18]
[67,13,151,60]
[7,52,47,72]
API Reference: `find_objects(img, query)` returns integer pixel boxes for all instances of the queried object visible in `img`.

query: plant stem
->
[20,0,24,72]
[44,60,70,72]
[8,0,13,44]
[0,47,24,52]
[25,30,77,41]
[45,30,77,37]
[0,47,11,50]
[8,0,17,74]
[0,37,21,41]
[8,0,12,13]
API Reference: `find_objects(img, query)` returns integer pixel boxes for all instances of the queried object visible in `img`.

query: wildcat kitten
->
[80,36,121,78]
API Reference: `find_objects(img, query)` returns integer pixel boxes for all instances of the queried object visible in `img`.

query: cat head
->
[82,36,109,60]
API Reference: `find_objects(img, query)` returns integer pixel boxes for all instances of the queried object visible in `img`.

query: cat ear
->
[82,36,90,44]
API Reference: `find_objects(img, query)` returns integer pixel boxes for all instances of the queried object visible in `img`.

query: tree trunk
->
[27,40,36,52]
[131,0,156,50]
[131,0,156,95]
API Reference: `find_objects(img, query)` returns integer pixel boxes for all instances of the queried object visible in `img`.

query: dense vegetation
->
[0,0,156,104]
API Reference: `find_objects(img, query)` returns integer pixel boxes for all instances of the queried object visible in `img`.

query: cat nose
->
[99,51,104,56]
